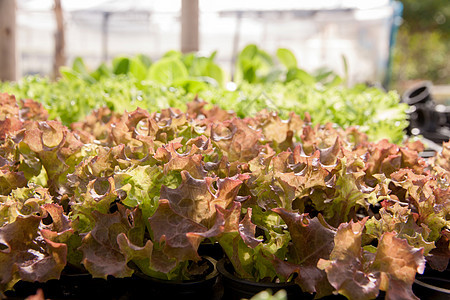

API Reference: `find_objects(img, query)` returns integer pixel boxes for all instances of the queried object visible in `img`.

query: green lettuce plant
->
[234,44,342,86]
[1,46,408,144]
[60,50,225,91]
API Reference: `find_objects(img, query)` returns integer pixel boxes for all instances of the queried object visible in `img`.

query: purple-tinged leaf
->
[148,199,207,262]
[372,232,425,300]
[160,170,247,227]
[426,229,450,271]
[318,219,381,300]
[273,208,335,295]
[79,207,145,279]
[0,215,67,291]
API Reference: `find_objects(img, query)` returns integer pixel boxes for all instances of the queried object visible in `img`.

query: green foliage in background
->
[401,0,449,35]
[392,0,449,88]
[1,76,189,125]
[203,81,407,143]
[393,29,449,87]
[1,46,408,144]
[235,44,343,86]
[61,50,225,93]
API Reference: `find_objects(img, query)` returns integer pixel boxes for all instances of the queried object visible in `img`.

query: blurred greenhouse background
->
[0,0,447,94]
[391,0,449,95]
[13,0,400,87]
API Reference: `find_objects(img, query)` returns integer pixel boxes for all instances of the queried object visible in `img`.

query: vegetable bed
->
[0,92,448,299]
[0,47,408,144]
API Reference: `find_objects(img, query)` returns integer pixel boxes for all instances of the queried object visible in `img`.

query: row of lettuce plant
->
[0,92,448,299]
[57,44,340,87]
[0,45,408,144]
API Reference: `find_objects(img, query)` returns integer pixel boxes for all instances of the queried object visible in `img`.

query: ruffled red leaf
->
[148,199,207,262]
[273,208,335,295]
[372,232,425,300]
[79,207,145,278]
[0,215,67,290]
[160,170,247,227]
[318,219,381,300]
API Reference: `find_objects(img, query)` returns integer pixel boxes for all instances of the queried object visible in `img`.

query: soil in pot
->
[131,256,220,300]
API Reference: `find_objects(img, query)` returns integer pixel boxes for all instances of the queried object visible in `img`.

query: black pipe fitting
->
[402,81,450,144]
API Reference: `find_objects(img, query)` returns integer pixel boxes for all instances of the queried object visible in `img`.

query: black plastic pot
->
[413,277,450,300]
[5,272,135,299]
[217,258,307,300]
[412,265,450,300]
[216,259,391,300]
[198,241,224,261]
[6,257,219,300]
[132,256,220,300]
